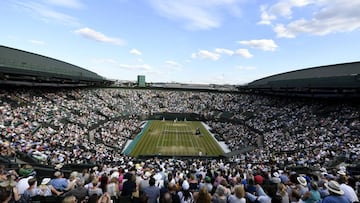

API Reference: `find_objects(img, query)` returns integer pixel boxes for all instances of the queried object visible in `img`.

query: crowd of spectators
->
[0,157,358,203]
[0,87,359,202]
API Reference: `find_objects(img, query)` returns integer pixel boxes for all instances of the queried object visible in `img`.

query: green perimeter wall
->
[123,121,152,155]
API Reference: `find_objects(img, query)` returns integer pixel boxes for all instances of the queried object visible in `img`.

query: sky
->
[1,0,360,85]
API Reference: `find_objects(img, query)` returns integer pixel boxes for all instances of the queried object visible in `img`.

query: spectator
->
[97,193,112,203]
[50,171,68,192]
[19,177,39,202]
[0,174,20,202]
[199,176,213,195]
[179,180,194,203]
[139,171,152,194]
[121,173,137,197]
[296,177,308,197]
[62,195,78,203]
[144,177,161,203]
[63,178,88,202]
[321,181,351,203]
[211,185,227,203]
[338,175,359,203]
[16,165,36,195]
[277,183,289,203]
[169,182,181,203]
[194,186,211,203]
[106,177,120,201]
[302,182,321,203]
[161,192,173,203]
[188,174,199,192]
[246,184,271,203]
[290,189,302,203]
[88,178,103,197]
[0,187,12,203]
[228,185,246,203]
[38,177,62,196]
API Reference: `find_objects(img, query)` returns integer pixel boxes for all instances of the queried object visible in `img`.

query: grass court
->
[129,120,224,157]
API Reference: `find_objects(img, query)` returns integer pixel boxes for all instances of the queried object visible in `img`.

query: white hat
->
[337,170,346,176]
[182,180,189,190]
[325,180,344,195]
[110,171,120,179]
[297,176,307,187]
[41,178,51,185]
[273,172,280,177]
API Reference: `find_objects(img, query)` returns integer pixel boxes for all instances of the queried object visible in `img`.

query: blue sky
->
[1,0,360,84]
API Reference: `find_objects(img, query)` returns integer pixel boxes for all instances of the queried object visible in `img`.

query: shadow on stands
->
[31,195,62,203]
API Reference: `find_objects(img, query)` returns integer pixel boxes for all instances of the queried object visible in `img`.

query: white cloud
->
[274,24,296,38]
[258,5,276,25]
[149,0,244,30]
[275,1,360,37]
[269,1,295,19]
[268,0,313,19]
[191,50,220,61]
[118,64,152,71]
[74,27,125,45]
[17,1,80,26]
[260,0,360,38]
[29,40,45,45]
[165,60,183,70]
[235,49,253,58]
[235,65,256,70]
[258,1,314,26]
[238,39,278,51]
[215,48,234,56]
[130,49,142,56]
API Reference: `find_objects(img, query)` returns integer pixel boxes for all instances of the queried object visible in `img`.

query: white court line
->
[155,123,161,153]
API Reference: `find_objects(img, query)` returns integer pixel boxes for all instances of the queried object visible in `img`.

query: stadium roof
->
[0,45,109,86]
[248,61,360,88]
[242,62,360,98]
